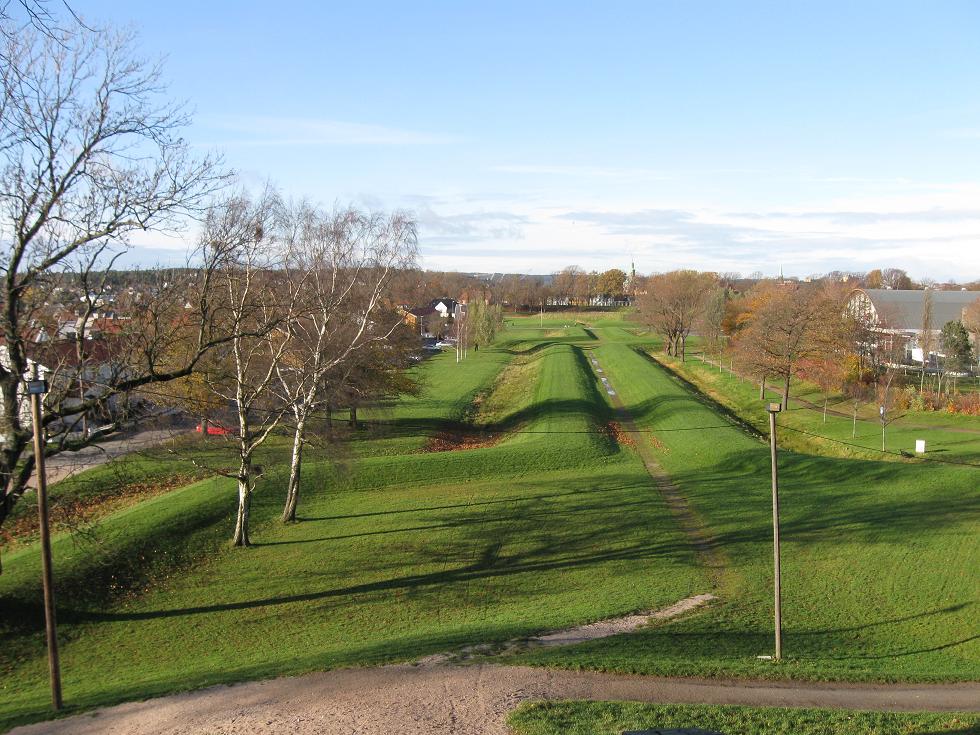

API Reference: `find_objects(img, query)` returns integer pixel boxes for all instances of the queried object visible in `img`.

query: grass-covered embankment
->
[0,332,701,731]
[652,350,980,464]
[515,340,979,682]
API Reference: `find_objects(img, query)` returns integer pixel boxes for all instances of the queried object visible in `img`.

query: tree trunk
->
[282,414,305,523]
[823,395,828,422]
[349,405,358,428]
[759,375,767,400]
[233,457,252,547]
[852,402,858,438]
[199,417,209,437]
[782,372,791,409]
[680,334,687,363]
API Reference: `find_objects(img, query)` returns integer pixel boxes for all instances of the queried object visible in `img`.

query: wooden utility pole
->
[766,401,783,661]
[28,370,62,710]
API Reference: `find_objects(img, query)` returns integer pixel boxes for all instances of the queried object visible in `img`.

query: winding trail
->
[11,664,979,735]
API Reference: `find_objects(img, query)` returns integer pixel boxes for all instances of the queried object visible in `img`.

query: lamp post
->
[27,370,62,710]
[765,400,783,661]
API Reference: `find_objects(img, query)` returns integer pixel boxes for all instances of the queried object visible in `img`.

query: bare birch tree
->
[734,282,844,408]
[273,205,417,522]
[198,191,300,546]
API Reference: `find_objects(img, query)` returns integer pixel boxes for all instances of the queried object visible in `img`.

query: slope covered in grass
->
[653,351,980,464]
[0,334,700,731]
[517,341,980,682]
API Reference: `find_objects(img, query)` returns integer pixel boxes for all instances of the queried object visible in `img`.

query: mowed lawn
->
[516,339,980,682]
[0,336,704,730]
[508,700,979,735]
[662,350,980,465]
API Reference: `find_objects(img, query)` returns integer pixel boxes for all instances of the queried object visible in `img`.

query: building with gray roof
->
[848,289,978,334]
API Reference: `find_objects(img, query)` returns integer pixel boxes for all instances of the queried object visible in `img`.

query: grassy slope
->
[657,352,980,465]
[508,701,979,735]
[2,311,976,730]
[516,340,980,682]
[0,335,702,730]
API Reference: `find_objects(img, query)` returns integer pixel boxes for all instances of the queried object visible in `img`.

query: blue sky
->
[80,1,980,279]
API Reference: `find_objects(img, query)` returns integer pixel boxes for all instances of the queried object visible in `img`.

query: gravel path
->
[11,664,979,735]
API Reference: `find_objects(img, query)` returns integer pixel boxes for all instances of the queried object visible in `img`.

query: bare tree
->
[919,290,934,392]
[0,22,223,531]
[552,266,585,306]
[698,287,727,361]
[196,191,299,546]
[882,268,912,290]
[274,204,417,522]
[638,270,716,362]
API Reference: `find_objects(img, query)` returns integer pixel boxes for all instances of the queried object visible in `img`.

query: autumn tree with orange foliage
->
[732,281,850,408]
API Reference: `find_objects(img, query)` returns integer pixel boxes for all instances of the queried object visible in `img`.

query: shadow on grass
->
[631,348,765,440]
[66,529,697,623]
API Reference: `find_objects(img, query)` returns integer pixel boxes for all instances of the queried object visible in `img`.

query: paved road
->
[10,663,979,735]
[31,428,186,487]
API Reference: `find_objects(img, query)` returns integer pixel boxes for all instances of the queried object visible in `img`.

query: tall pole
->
[766,402,783,661]
[28,371,62,709]
[880,405,886,452]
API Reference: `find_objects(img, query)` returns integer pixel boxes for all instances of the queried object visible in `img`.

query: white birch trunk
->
[282,412,306,522]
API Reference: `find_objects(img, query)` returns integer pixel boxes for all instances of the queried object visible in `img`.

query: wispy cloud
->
[416,205,529,244]
[731,207,980,225]
[200,115,457,146]
[491,164,671,180]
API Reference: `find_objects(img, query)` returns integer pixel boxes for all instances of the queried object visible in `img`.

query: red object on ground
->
[195,424,232,435]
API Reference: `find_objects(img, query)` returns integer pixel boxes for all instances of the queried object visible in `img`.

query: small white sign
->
[915,439,926,454]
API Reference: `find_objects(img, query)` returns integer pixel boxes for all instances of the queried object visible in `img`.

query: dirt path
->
[418,594,717,665]
[11,664,979,735]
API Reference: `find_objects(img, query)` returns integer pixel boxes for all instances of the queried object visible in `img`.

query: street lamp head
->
[766,401,782,413]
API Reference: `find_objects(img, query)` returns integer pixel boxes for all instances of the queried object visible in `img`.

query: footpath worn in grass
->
[516,340,979,682]
[508,700,979,735]
[0,335,701,731]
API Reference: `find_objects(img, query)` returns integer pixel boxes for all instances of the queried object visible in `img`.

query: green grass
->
[0,333,700,731]
[514,341,979,682]
[660,353,980,465]
[508,700,979,735]
[1,313,976,731]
